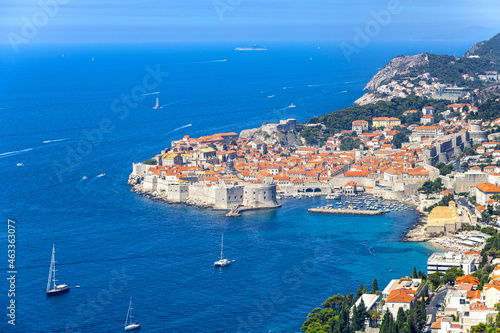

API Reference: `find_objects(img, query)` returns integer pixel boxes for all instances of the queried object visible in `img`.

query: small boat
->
[46,244,70,296]
[82,176,87,180]
[17,163,23,166]
[153,97,161,110]
[124,297,140,331]
[288,103,296,108]
[99,173,105,177]
[214,233,231,267]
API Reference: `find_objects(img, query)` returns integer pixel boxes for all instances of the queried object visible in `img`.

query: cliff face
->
[464,41,486,57]
[353,93,384,106]
[364,54,429,91]
[464,33,500,59]
[240,125,303,146]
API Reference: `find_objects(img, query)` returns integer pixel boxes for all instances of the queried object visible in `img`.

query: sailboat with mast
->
[214,233,232,267]
[124,297,141,331]
[46,244,70,296]
[153,97,161,109]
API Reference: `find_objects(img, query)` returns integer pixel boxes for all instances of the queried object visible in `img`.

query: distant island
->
[235,45,267,51]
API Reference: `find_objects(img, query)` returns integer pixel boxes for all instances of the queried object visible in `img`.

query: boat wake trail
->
[43,138,69,144]
[267,95,275,98]
[160,101,179,108]
[167,124,192,134]
[204,59,227,63]
[140,91,160,97]
[0,148,34,158]
[338,90,348,94]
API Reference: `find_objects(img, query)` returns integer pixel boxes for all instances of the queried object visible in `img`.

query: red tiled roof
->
[387,289,415,303]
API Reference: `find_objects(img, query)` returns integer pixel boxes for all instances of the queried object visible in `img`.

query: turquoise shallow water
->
[0,41,465,332]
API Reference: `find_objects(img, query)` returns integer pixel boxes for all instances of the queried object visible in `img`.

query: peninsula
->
[126,32,500,332]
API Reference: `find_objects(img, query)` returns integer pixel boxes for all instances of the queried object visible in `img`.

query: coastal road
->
[456,197,481,224]
[456,197,474,213]
[422,286,449,333]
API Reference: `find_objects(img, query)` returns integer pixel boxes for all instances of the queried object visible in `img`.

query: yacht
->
[235,45,267,51]
[153,97,161,110]
[124,298,140,331]
[46,245,70,296]
[214,233,231,267]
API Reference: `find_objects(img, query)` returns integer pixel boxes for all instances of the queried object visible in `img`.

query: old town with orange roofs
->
[128,102,500,332]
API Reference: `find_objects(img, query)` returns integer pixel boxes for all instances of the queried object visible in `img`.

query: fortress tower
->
[468,120,488,145]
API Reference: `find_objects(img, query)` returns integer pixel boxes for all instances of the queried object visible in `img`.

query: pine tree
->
[357,299,367,329]
[418,270,426,280]
[406,310,417,333]
[396,307,406,332]
[355,283,365,300]
[372,278,379,293]
[417,300,426,328]
[411,266,417,278]
[350,305,359,332]
[380,310,393,333]
[481,253,488,268]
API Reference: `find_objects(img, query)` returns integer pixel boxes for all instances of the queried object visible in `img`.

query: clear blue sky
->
[1,0,499,44]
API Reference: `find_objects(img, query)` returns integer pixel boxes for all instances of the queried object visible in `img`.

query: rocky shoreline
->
[131,182,215,209]
[128,175,281,214]
[401,202,431,243]
[128,175,215,209]
[353,92,384,106]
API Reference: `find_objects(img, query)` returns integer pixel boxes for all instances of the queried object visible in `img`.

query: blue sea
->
[0,41,471,332]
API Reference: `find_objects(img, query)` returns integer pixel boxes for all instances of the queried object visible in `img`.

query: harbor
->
[308,207,385,215]
[315,194,411,213]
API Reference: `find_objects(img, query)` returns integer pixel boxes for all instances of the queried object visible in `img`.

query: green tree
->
[393,132,409,148]
[322,295,344,309]
[411,267,417,278]
[144,158,157,165]
[356,299,367,330]
[442,266,464,285]
[470,322,487,333]
[396,307,406,332]
[379,310,394,333]
[372,278,379,293]
[350,305,359,332]
[435,162,454,176]
[428,272,443,289]
[355,283,367,300]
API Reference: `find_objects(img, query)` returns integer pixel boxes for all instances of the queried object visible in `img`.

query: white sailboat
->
[214,233,231,267]
[46,244,70,296]
[153,97,161,109]
[125,298,140,331]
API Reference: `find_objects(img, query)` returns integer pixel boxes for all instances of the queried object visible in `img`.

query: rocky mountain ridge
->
[363,54,429,91]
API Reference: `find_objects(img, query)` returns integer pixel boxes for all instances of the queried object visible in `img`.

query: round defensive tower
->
[242,184,279,208]
[468,120,488,145]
